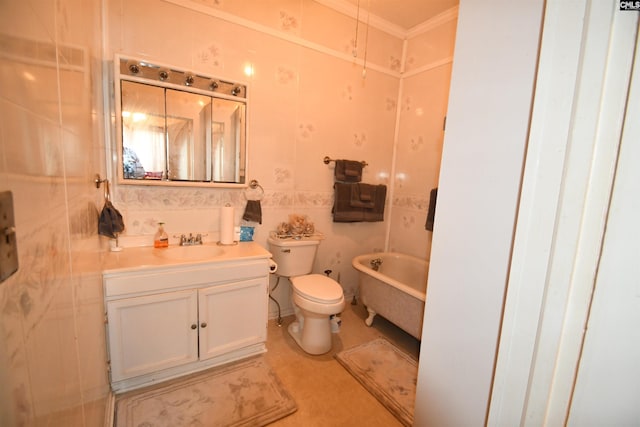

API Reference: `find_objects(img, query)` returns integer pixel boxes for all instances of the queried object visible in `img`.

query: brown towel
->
[363,184,386,222]
[333,183,386,222]
[333,183,363,222]
[334,160,363,182]
[242,200,262,224]
[350,184,375,208]
[98,200,125,238]
[426,187,437,231]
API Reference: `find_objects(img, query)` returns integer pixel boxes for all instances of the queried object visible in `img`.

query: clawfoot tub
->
[352,252,429,339]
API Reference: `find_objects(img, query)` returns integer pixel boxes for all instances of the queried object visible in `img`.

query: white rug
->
[115,357,297,427]
[335,338,417,426]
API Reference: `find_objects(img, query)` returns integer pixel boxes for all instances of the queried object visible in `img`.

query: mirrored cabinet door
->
[166,89,212,182]
[121,81,166,180]
[212,98,246,183]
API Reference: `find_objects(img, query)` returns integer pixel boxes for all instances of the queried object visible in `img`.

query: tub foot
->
[365,308,376,327]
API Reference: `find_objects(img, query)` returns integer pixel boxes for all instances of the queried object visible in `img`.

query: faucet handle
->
[173,233,187,245]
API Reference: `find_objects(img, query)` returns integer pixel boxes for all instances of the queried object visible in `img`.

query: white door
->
[198,278,267,360]
[488,3,639,425]
[107,289,199,382]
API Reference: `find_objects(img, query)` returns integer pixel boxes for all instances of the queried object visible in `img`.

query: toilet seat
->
[291,274,343,304]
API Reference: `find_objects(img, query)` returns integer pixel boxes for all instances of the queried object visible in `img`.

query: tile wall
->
[0,0,456,424]
[389,16,457,260]
[0,0,109,425]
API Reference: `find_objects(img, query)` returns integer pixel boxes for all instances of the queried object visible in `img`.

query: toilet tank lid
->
[291,274,343,303]
[267,236,321,247]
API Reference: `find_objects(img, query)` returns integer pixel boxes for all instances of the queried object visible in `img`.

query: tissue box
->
[239,226,254,242]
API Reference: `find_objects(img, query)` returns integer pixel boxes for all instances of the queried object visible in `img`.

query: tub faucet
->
[370,258,382,271]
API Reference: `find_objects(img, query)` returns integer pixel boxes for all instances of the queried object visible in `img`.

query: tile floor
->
[265,300,420,427]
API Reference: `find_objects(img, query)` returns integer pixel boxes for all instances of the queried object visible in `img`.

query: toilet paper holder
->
[268,259,278,274]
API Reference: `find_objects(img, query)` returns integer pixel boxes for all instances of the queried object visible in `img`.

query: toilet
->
[268,236,345,355]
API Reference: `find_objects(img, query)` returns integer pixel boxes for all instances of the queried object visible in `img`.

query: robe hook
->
[95,174,107,189]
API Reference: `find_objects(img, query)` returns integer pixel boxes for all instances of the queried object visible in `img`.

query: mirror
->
[116,56,247,186]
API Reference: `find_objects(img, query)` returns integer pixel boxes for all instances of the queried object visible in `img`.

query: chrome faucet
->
[370,258,382,271]
[176,233,204,246]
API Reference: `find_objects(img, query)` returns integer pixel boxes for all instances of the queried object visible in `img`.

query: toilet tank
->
[267,236,321,277]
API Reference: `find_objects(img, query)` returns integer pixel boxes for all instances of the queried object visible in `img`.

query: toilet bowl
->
[288,274,345,355]
[267,235,345,355]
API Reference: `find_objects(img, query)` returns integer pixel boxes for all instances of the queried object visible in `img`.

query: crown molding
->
[313,0,407,39]
[315,1,458,40]
[407,5,459,38]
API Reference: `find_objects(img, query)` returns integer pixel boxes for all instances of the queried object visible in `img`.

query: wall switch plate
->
[0,191,18,283]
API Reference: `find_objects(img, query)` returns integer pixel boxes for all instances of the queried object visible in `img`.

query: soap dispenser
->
[154,222,169,248]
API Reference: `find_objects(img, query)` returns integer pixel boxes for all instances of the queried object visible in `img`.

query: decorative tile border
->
[116,187,428,212]
[114,187,336,210]
[392,194,430,212]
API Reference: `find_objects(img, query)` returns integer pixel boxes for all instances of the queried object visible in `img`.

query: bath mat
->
[115,357,297,427]
[335,338,417,426]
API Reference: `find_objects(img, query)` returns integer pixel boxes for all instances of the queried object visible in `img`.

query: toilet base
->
[288,315,333,355]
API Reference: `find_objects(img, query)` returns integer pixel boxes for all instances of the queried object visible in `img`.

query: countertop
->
[101,241,273,275]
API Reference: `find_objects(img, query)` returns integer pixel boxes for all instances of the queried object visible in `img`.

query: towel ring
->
[245,179,264,201]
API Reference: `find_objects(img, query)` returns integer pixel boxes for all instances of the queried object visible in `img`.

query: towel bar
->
[323,156,368,167]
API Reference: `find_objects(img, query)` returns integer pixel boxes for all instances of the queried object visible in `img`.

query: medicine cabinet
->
[114,56,248,187]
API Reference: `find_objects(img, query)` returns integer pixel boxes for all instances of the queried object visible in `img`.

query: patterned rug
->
[335,338,417,426]
[115,357,297,427]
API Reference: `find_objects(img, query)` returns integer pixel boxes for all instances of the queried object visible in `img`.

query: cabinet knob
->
[200,322,207,328]
[191,324,197,330]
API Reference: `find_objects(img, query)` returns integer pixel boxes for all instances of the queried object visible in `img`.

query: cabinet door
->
[198,277,267,360]
[107,289,198,382]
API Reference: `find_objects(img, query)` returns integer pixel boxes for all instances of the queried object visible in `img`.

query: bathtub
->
[352,252,429,340]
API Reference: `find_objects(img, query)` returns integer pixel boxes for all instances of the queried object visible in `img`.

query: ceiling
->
[342,0,459,30]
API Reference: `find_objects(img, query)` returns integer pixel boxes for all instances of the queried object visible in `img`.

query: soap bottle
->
[154,222,169,248]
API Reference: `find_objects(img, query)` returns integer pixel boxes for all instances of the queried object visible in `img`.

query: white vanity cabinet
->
[103,251,270,392]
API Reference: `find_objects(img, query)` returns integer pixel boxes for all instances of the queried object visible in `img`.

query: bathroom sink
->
[155,244,224,262]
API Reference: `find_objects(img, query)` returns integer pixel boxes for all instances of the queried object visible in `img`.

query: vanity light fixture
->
[118,57,247,98]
